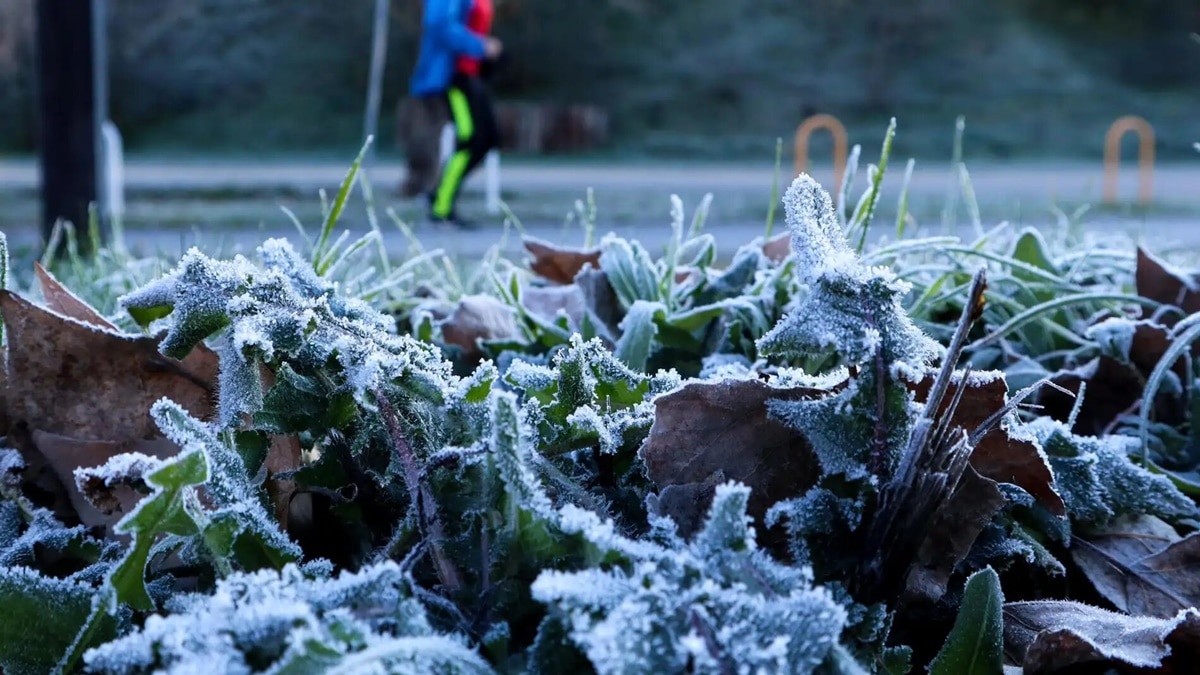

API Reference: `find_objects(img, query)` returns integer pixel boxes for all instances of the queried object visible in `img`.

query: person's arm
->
[425,0,486,58]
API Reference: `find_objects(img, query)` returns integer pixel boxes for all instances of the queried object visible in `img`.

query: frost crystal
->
[82,562,493,674]
[757,174,941,370]
[532,483,850,674]
[1024,417,1197,527]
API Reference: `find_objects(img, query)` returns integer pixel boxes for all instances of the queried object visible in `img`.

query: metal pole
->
[362,0,391,164]
[35,0,108,255]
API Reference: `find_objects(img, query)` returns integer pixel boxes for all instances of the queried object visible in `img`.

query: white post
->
[361,0,391,164]
[100,120,124,222]
[485,150,500,214]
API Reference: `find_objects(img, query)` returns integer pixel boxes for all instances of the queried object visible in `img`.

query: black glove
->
[480,50,509,82]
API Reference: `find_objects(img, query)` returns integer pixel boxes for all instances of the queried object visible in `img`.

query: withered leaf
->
[910,372,1065,516]
[522,284,589,333]
[523,236,602,285]
[1039,356,1184,437]
[34,261,118,330]
[762,232,792,263]
[0,290,216,440]
[31,430,178,534]
[903,465,1006,604]
[1003,600,1200,673]
[639,378,825,534]
[1073,515,1200,619]
[1136,247,1200,319]
[438,294,519,361]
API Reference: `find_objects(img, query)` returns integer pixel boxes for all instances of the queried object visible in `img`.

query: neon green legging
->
[432,74,498,218]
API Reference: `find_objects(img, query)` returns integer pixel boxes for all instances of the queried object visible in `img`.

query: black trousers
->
[431,72,500,218]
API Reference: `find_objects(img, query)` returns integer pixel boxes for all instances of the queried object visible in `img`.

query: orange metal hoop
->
[1102,115,1155,206]
[794,114,848,195]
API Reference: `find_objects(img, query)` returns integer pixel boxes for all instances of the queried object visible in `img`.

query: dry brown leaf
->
[1072,515,1200,619]
[523,236,601,285]
[33,262,118,330]
[639,378,826,536]
[903,465,1005,603]
[1,290,216,440]
[910,372,1066,516]
[523,284,589,331]
[31,430,178,534]
[1136,247,1200,320]
[438,294,520,361]
[762,232,792,263]
[1003,600,1200,673]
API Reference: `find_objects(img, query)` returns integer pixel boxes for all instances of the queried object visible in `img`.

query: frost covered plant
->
[758,175,944,579]
[530,483,849,674]
[83,561,493,674]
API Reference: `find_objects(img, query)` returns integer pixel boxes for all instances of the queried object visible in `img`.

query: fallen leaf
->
[575,267,623,338]
[1003,600,1200,673]
[438,294,520,361]
[522,284,589,332]
[910,371,1066,516]
[639,378,826,535]
[1136,247,1200,320]
[31,430,178,535]
[762,232,792,263]
[1072,515,1200,618]
[1038,356,1185,437]
[903,465,1006,604]
[523,236,601,285]
[34,262,117,330]
[0,290,216,440]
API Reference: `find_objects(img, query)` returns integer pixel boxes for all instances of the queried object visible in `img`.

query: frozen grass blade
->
[896,157,915,238]
[313,136,373,267]
[852,117,896,253]
[765,136,784,239]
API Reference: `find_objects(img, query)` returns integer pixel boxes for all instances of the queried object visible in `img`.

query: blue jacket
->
[409,0,487,96]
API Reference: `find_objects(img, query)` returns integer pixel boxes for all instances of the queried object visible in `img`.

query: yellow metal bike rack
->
[1102,115,1155,206]
[794,114,848,196]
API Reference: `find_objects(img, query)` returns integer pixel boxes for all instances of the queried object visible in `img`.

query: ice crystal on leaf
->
[531,483,849,674]
[757,174,941,370]
[119,239,453,429]
[1024,417,1197,529]
[82,562,493,675]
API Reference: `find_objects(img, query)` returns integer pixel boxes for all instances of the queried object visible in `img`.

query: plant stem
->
[373,387,463,591]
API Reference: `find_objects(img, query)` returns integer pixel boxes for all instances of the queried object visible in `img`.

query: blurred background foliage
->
[0,0,1195,159]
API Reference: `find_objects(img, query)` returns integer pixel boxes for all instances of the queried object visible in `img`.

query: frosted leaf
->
[533,481,850,674]
[698,353,754,380]
[151,399,300,560]
[782,174,853,285]
[490,390,556,518]
[0,447,24,486]
[0,566,120,675]
[766,488,865,565]
[83,561,489,675]
[758,175,942,371]
[1024,417,1196,526]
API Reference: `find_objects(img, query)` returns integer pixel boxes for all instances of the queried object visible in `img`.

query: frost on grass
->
[82,562,493,675]
[531,483,848,674]
[1025,417,1197,528]
[758,174,941,370]
[119,239,454,429]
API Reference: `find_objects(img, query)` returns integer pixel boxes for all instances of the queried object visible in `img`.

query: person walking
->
[407,0,503,229]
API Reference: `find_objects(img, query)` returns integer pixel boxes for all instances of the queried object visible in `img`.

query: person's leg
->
[430,75,477,220]
[460,76,500,178]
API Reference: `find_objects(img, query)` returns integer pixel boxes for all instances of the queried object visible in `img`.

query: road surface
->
[0,158,1196,260]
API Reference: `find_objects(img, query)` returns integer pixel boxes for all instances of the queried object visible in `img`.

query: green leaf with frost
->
[928,567,1004,675]
[0,569,121,675]
[614,300,665,371]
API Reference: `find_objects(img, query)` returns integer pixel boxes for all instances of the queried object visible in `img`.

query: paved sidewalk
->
[0,158,1196,259]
